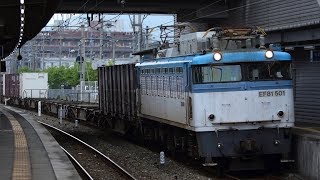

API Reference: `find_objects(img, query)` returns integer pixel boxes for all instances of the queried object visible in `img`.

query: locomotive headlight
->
[265,50,274,59]
[277,111,284,118]
[213,52,222,61]
[274,139,280,145]
[208,114,215,121]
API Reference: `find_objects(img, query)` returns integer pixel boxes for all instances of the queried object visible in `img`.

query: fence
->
[48,89,98,103]
[23,89,48,98]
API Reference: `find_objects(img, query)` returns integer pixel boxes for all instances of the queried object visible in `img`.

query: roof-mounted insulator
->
[259,35,266,49]
[87,13,90,26]
[212,35,220,51]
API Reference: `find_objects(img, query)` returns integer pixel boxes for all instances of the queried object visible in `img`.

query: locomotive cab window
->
[192,65,242,84]
[246,61,292,81]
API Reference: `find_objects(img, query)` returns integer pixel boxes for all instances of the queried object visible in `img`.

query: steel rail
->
[38,121,137,180]
[60,146,94,180]
[224,174,241,180]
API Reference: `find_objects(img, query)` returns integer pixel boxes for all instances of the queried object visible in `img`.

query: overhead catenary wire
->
[89,12,123,29]
[144,0,265,43]
[52,0,226,40]
[52,0,123,32]
[145,0,262,37]
[49,0,106,34]
[53,0,91,30]
[33,2,266,53]
[37,1,264,43]
[39,13,124,65]
[144,0,224,31]
[142,0,226,42]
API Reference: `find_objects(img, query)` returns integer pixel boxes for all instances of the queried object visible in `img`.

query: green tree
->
[43,66,65,89]
[106,59,115,66]
[65,64,79,87]
[17,66,32,73]
[43,64,80,89]
[17,62,97,89]
[86,62,98,81]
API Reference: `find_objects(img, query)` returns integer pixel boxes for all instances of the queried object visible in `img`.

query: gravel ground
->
[21,109,215,180]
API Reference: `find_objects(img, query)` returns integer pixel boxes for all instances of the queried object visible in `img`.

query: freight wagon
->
[98,64,137,133]
[0,73,3,102]
[1,73,48,99]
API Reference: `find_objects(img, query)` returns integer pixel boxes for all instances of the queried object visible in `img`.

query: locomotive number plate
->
[258,90,285,97]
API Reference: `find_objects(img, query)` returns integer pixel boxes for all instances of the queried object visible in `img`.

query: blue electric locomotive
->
[135,27,294,170]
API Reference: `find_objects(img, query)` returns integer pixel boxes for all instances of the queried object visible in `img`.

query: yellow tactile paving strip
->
[2,110,31,180]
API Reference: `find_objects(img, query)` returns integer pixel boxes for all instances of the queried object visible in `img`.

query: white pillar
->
[75,119,78,127]
[38,101,41,116]
[159,151,165,167]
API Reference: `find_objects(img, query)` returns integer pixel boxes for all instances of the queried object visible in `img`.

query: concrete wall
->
[293,128,320,180]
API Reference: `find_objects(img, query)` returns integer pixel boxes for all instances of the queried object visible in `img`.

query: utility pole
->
[145,26,149,49]
[112,40,115,60]
[80,24,86,82]
[105,21,115,61]
[99,19,104,60]
[79,24,86,101]
[89,30,93,60]
[138,14,142,51]
[59,35,62,67]
[130,14,143,52]
[32,41,36,71]
[42,33,45,70]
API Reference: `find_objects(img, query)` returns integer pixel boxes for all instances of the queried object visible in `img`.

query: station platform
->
[0,105,81,180]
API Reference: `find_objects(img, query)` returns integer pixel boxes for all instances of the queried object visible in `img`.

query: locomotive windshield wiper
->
[266,62,276,79]
[211,66,223,82]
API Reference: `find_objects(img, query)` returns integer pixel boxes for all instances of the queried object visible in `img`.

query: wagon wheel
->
[43,103,50,114]
[97,114,106,128]
[23,100,29,110]
[66,107,76,120]
[85,110,95,123]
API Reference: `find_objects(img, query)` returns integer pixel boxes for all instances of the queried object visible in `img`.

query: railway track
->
[60,146,94,180]
[39,114,300,180]
[38,121,137,180]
